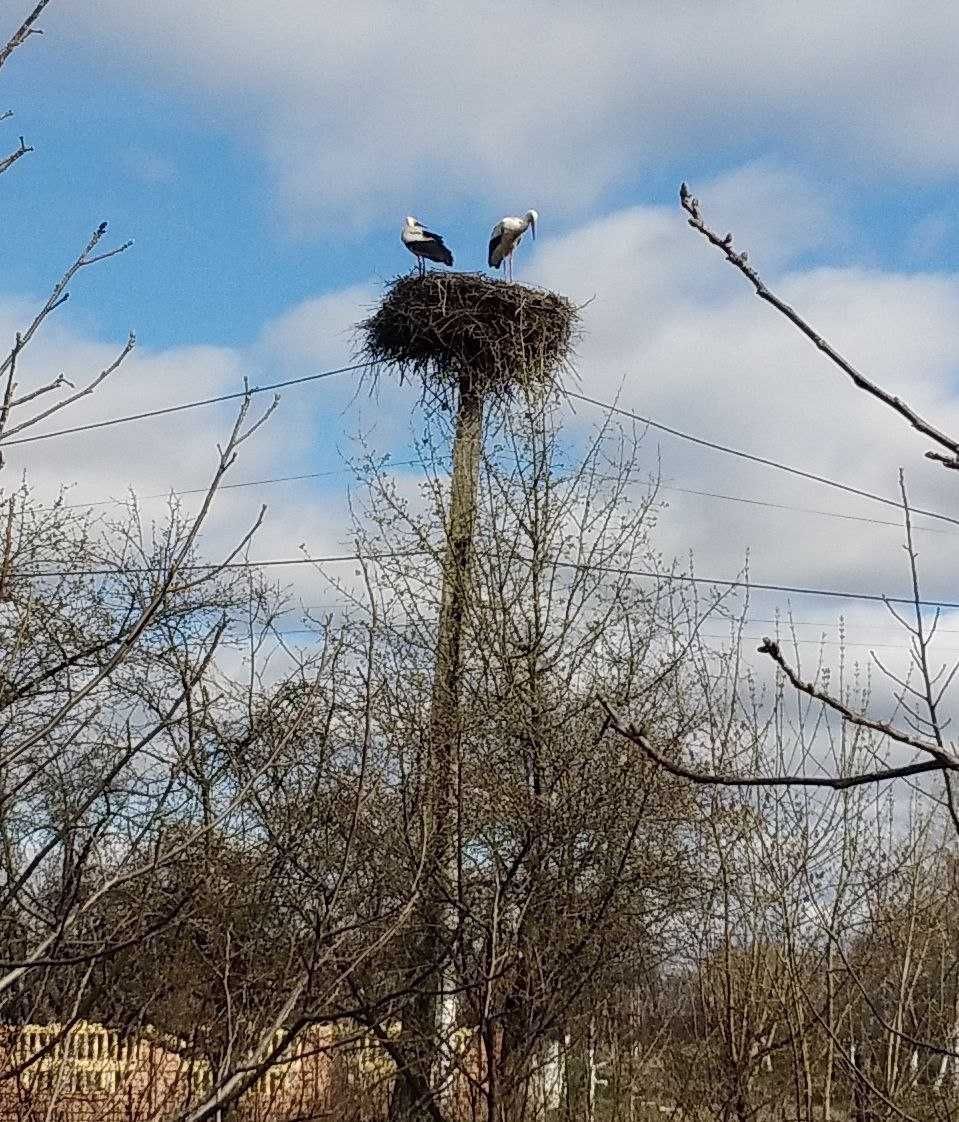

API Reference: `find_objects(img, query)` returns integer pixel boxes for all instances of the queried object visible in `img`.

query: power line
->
[550,557,959,610]
[61,462,422,510]
[20,550,428,579]
[9,362,959,607]
[271,625,959,655]
[283,599,959,638]
[745,615,959,635]
[9,359,958,535]
[659,484,957,536]
[17,549,959,611]
[696,632,959,653]
[0,362,369,447]
[55,462,957,537]
[567,390,959,530]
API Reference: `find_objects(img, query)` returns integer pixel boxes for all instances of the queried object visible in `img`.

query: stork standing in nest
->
[402,216,454,276]
[487,210,537,281]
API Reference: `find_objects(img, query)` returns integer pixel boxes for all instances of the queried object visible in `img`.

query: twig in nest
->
[358,271,578,411]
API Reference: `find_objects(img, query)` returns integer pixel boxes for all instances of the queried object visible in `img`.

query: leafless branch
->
[0,223,134,389]
[758,637,957,768]
[0,332,135,444]
[0,332,22,454]
[0,495,13,600]
[0,0,51,73]
[8,372,71,408]
[598,698,950,790]
[0,893,191,969]
[0,134,31,175]
[894,469,959,838]
[2,389,264,768]
[680,181,959,470]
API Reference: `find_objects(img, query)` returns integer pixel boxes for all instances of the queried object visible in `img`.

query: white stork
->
[487,210,537,281]
[402,216,454,275]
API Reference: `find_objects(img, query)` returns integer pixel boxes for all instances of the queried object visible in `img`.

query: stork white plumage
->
[402,216,454,276]
[487,210,537,281]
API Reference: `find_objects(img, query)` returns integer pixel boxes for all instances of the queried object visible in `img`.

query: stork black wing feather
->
[488,234,504,268]
[416,235,453,267]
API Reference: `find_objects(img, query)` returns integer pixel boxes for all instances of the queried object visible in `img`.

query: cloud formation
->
[6,163,959,683]
[524,164,959,630]
[54,1,959,230]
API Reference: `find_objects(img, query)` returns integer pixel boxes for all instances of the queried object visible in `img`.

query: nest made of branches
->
[358,272,578,406]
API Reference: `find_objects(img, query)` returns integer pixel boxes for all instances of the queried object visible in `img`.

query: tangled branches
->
[359,272,577,407]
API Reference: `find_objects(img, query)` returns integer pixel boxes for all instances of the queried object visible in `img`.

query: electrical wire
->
[281,600,959,639]
[270,625,959,655]
[9,361,959,610]
[55,463,959,538]
[658,484,957,536]
[8,359,957,533]
[0,361,369,447]
[566,390,959,530]
[17,549,959,611]
[61,462,422,510]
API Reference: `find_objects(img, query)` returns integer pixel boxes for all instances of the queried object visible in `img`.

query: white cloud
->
[123,148,178,186]
[254,280,423,452]
[524,165,959,659]
[7,163,959,705]
[0,280,431,614]
[0,308,331,571]
[258,284,376,372]
[50,1,959,229]
[2,326,249,506]
[684,163,845,269]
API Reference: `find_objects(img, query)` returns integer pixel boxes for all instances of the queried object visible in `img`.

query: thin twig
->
[0,0,51,73]
[758,637,956,768]
[0,333,135,442]
[679,182,959,470]
[0,135,31,176]
[0,496,14,600]
[2,388,268,770]
[0,333,21,464]
[894,470,959,838]
[0,223,134,388]
[598,699,952,790]
[8,373,71,407]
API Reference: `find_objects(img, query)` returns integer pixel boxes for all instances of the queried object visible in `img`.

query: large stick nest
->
[358,272,578,405]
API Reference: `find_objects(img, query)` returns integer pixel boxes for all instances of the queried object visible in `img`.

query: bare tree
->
[309,387,741,1122]
[603,186,959,809]
[589,181,959,1121]
[0,9,423,1117]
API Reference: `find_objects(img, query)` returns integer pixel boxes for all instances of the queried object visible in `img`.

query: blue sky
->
[5,2,959,348]
[6,0,959,665]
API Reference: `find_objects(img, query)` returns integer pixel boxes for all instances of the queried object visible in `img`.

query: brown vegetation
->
[2,6,959,1122]
[359,272,577,404]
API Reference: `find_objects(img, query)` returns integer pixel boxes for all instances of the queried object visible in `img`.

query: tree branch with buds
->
[598,696,955,790]
[679,182,959,471]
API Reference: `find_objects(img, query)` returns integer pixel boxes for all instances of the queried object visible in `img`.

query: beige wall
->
[0,1021,336,1121]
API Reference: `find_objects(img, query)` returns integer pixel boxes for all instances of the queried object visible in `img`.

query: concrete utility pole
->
[386,368,484,1122]
[415,370,484,1117]
[360,270,575,1122]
